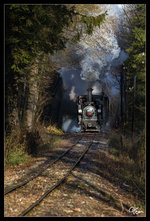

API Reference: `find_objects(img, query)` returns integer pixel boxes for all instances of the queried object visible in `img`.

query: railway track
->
[4,134,96,217]
[4,135,83,195]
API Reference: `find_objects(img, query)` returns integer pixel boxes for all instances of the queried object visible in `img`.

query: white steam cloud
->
[57,5,128,132]
[69,86,76,102]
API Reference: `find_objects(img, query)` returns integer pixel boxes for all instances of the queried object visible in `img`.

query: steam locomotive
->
[77,88,109,132]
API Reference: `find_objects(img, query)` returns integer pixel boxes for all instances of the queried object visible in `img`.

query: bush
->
[5,126,27,158]
[4,126,41,167]
[4,124,64,167]
[5,150,31,166]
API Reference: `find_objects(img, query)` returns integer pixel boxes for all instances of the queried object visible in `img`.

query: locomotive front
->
[77,88,103,132]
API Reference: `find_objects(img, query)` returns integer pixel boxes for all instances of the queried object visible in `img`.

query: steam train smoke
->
[57,5,128,132]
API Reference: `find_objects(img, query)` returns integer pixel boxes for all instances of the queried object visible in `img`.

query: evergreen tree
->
[5,5,75,131]
[123,4,146,135]
[5,4,107,132]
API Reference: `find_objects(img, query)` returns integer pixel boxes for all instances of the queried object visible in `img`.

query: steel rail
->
[18,139,94,217]
[4,136,83,195]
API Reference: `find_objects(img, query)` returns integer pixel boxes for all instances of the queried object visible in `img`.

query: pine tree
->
[123,4,146,135]
[5,5,75,131]
[5,4,107,132]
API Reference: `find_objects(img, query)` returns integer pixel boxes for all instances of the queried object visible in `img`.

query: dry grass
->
[4,124,64,168]
[4,126,33,168]
[46,125,64,135]
[108,130,145,200]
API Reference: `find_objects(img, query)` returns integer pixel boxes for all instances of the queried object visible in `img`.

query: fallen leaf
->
[73,208,81,212]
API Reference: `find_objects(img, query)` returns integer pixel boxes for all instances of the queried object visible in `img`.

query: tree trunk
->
[131,75,136,138]
[26,64,39,131]
[120,67,127,129]
[120,70,123,125]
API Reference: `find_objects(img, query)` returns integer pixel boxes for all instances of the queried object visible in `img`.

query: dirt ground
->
[4,133,146,217]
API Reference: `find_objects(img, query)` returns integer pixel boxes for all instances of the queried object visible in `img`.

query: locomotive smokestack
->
[87,88,93,102]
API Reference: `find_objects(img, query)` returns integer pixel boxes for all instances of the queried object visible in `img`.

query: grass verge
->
[4,124,64,169]
[107,129,145,202]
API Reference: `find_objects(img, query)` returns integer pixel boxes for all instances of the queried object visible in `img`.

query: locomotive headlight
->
[78,109,82,113]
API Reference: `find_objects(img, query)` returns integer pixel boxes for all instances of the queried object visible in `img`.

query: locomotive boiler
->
[77,88,109,132]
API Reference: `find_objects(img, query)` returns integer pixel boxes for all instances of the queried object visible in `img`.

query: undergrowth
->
[108,128,145,200]
[46,124,64,135]
[4,124,64,168]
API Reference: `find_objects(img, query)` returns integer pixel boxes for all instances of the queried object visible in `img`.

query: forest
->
[5,4,146,196]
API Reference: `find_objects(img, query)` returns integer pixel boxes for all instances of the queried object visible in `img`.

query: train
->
[77,88,109,132]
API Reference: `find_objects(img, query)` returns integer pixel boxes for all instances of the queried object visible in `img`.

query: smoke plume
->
[57,4,128,132]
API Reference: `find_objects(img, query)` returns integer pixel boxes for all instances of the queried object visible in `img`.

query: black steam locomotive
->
[77,88,109,132]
